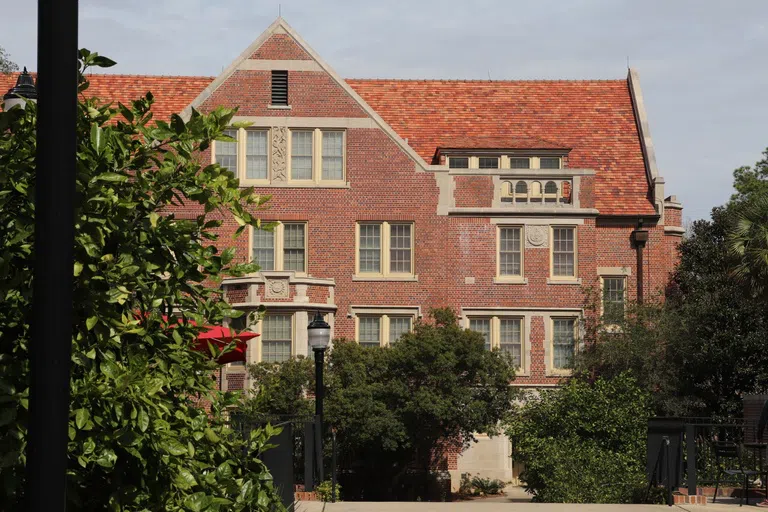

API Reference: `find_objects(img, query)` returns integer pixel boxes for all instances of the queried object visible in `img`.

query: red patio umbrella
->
[192,325,258,365]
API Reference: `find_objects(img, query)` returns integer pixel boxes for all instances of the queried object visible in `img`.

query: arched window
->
[505,181,515,197]
[544,181,558,203]
[515,181,528,203]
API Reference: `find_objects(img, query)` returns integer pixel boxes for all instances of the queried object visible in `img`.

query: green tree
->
[506,373,652,503]
[325,309,516,500]
[731,149,768,205]
[727,193,768,300]
[0,50,281,510]
[0,46,18,73]
[245,356,314,418]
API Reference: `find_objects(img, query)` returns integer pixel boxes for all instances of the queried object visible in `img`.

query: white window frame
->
[549,316,579,375]
[288,128,346,184]
[496,225,525,283]
[600,276,627,326]
[549,226,578,281]
[465,315,525,370]
[354,311,416,347]
[448,156,470,169]
[256,312,295,363]
[354,222,416,280]
[212,127,271,186]
[250,222,308,274]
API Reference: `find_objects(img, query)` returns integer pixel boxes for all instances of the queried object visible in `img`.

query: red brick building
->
[2,17,683,483]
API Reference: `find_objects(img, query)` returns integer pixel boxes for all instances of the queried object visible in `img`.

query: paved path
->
[293,498,750,511]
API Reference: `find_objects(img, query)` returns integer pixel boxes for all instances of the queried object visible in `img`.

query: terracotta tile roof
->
[1,73,655,215]
[435,135,570,151]
[347,79,655,215]
[0,73,214,122]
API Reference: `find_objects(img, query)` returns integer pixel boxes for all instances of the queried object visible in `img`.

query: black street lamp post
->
[307,312,331,485]
[25,1,79,510]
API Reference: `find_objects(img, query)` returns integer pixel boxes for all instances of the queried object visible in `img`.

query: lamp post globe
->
[308,311,331,350]
[3,67,37,110]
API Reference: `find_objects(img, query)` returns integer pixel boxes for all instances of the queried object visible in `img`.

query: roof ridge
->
[84,73,215,79]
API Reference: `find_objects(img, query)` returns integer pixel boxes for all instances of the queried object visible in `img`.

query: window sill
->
[240,179,271,186]
[546,369,574,377]
[546,278,582,285]
[352,275,418,282]
[267,104,292,110]
[493,277,528,285]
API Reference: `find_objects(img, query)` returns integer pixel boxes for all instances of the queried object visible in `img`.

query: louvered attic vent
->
[271,70,288,105]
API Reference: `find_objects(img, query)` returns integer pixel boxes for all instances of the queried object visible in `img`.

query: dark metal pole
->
[686,424,697,497]
[331,429,337,503]
[26,0,79,510]
[314,347,325,484]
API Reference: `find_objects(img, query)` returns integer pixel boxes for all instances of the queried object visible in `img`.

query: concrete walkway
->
[293,499,749,511]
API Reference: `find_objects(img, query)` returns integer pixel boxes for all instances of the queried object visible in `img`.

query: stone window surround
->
[213,127,271,186]
[549,225,579,284]
[287,128,347,185]
[353,221,418,281]
[249,222,308,275]
[463,313,528,373]
[461,307,583,378]
[597,267,631,327]
[495,225,527,284]
[349,305,421,347]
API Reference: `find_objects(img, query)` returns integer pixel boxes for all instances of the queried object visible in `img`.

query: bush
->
[315,480,342,502]
[506,373,651,503]
[458,473,505,496]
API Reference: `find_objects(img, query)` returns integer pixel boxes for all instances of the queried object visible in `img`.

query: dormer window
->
[510,157,531,169]
[479,157,499,169]
[449,157,469,169]
[540,157,561,169]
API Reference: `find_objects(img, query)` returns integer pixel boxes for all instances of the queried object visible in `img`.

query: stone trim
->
[237,59,323,72]
[597,266,632,276]
[351,275,419,282]
[348,305,422,317]
[627,69,660,183]
[222,272,335,287]
[232,116,377,129]
[664,226,686,236]
[489,217,585,225]
[230,301,336,311]
[449,168,595,177]
[448,207,599,217]
[546,278,583,285]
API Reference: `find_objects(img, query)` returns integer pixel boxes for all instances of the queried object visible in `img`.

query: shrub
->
[315,479,342,502]
[506,373,651,503]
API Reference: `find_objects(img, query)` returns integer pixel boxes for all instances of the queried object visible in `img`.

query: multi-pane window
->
[251,222,307,273]
[356,222,414,277]
[499,227,522,277]
[291,131,313,180]
[449,157,469,169]
[246,130,268,180]
[552,227,576,278]
[510,157,531,169]
[215,129,238,172]
[322,131,344,180]
[469,318,492,351]
[262,314,292,362]
[358,316,382,347]
[283,223,306,272]
[389,224,412,274]
[389,317,412,344]
[252,228,275,271]
[500,318,522,368]
[540,157,561,169]
[479,157,499,169]
[552,318,577,370]
[602,277,626,323]
[358,224,382,273]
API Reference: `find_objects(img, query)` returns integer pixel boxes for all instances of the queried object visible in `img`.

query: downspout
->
[633,220,649,304]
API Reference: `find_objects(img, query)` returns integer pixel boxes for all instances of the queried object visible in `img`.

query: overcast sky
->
[4,0,767,220]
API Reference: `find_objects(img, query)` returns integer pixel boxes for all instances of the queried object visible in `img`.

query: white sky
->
[4,0,768,220]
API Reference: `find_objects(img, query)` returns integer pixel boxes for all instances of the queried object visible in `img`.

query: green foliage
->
[727,193,768,301]
[457,474,506,496]
[731,148,768,205]
[245,357,314,418]
[506,374,651,503]
[0,46,17,73]
[315,480,342,502]
[0,50,281,509]
[326,310,516,499]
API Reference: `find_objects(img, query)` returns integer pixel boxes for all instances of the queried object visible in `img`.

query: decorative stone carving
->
[525,225,548,248]
[264,277,289,299]
[271,126,288,182]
